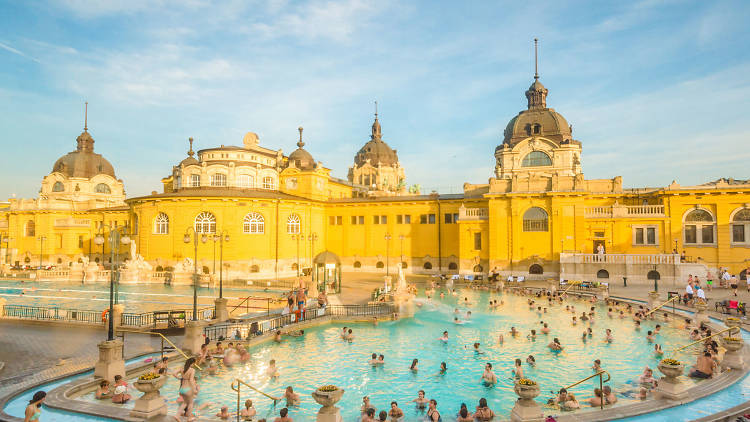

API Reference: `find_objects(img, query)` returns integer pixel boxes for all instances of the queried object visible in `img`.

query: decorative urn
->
[514,379,540,401]
[133,374,166,398]
[722,336,744,353]
[312,385,344,411]
[657,359,684,379]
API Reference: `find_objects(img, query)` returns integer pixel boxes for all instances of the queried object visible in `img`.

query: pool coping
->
[2,293,749,422]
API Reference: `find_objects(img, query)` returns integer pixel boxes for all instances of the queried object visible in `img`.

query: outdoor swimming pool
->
[78,290,737,420]
[0,279,281,313]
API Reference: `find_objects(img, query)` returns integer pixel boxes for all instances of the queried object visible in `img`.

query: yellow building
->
[3,72,750,286]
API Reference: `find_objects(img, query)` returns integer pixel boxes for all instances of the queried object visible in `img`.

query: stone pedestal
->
[510,382,543,422]
[654,363,688,401]
[111,304,125,330]
[94,339,125,382]
[721,338,745,370]
[215,297,229,322]
[596,286,609,302]
[182,320,204,355]
[648,291,661,311]
[312,387,344,422]
[130,376,167,419]
[692,302,708,326]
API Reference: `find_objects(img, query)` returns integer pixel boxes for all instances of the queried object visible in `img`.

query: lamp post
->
[183,227,208,321]
[38,235,46,269]
[211,231,230,298]
[1,236,10,269]
[308,232,318,277]
[384,233,392,277]
[94,225,131,341]
[399,235,405,266]
[291,234,301,277]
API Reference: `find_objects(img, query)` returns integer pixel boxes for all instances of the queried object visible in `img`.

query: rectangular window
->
[373,215,380,224]
[404,215,411,224]
[210,173,227,187]
[329,216,335,225]
[429,214,435,224]
[474,232,482,250]
[397,215,402,224]
[358,216,364,225]
[190,174,200,187]
[685,225,697,244]
[733,224,746,243]
[78,235,83,249]
[701,225,714,244]
[420,214,427,224]
[594,231,605,238]
[646,227,656,245]
[351,216,357,225]
[336,216,342,225]
[380,215,387,224]
[635,228,644,245]
[444,213,459,224]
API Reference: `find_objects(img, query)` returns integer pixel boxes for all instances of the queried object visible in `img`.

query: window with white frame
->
[633,225,658,245]
[194,212,216,234]
[684,209,715,245]
[262,176,276,190]
[287,213,300,234]
[243,212,264,234]
[731,208,750,244]
[189,174,201,187]
[154,213,169,234]
[237,174,254,188]
[210,173,227,187]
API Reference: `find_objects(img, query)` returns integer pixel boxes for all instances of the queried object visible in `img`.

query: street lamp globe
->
[201,234,208,243]
[183,234,191,243]
[94,235,104,245]
[224,234,230,242]
[121,235,131,245]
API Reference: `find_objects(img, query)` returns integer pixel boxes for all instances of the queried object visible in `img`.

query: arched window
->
[237,174,254,188]
[521,151,552,167]
[684,209,715,245]
[243,212,264,234]
[287,214,300,234]
[95,183,111,194]
[523,207,549,232]
[202,266,210,274]
[154,213,169,234]
[731,208,750,244]
[473,264,483,273]
[647,270,660,281]
[25,220,35,237]
[155,265,164,272]
[210,173,227,187]
[376,261,384,269]
[597,269,609,279]
[262,176,276,190]
[529,264,543,274]
[423,262,433,270]
[250,265,260,273]
[448,262,458,270]
[291,263,298,271]
[401,261,408,269]
[194,212,216,234]
[353,261,362,268]
[52,181,64,192]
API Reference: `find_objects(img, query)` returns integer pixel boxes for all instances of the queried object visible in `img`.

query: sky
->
[1,0,749,199]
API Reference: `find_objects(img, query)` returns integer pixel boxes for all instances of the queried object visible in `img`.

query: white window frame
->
[683,208,716,246]
[154,213,169,235]
[632,225,659,246]
[262,176,276,190]
[287,213,301,234]
[189,174,201,187]
[243,212,264,234]
[194,212,216,234]
[210,173,227,187]
[730,208,750,246]
[237,174,254,188]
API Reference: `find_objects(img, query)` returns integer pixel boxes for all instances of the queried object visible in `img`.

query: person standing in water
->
[24,391,45,422]
[175,357,197,421]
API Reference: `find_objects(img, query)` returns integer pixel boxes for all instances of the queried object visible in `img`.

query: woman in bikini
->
[426,399,441,421]
[24,391,45,422]
[175,357,198,421]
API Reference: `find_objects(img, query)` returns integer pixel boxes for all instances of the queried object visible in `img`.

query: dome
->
[179,137,199,167]
[500,78,573,147]
[287,127,316,171]
[52,130,116,178]
[353,115,399,167]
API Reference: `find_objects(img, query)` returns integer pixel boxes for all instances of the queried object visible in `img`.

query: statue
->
[396,262,407,293]
[130,241,137,261]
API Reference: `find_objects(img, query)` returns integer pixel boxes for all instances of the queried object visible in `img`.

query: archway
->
[597,269,610,279]
[529,264,543,274]
[448,262,458,270]
[353,261,362,269]
[423,262,433,270]
[647,270,660,281]
[473,264,483,273]
[376,261,384,269]
[400,261,408,269]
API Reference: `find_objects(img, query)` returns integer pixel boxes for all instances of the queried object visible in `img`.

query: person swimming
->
[512,358,524,379]
[548,338,563,351]
[438,331,449,342]
[410,359,419,372]
[412,390,429,408]
[472,342,484,354]
[526,355,536,367]
[480,363,497,385]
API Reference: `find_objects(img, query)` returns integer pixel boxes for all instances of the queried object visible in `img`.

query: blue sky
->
[1,0,749,199]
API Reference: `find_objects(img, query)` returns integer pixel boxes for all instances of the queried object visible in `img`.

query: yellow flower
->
[661,358,681,365]
[518,379,537,386]
[318,385,338,392]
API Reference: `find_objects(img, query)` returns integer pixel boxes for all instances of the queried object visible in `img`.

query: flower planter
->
[725,317,742,329]
[721,337,745,370]
[130,375,167,418]
[722,337,744,353]
[514,382,540,401]
[654,362,688,400]
[657,362,684,379]
[312,385,344,421]
[511,380,543,422]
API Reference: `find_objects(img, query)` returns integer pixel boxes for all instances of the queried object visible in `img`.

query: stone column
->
[94,339,125,382]
[214,297,229,322]
[654,361,688,400]
[111,304,125,330]
[648,291,661,311]
[596,285,609,302]
[182,320,204,355]
[547,279,557,294]
[510,381,543,422]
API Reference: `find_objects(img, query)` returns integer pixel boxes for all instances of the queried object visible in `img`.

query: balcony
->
[560,253,679,265]
[458,206,489,221]
[585,204,665,219]
[54,218,92,228]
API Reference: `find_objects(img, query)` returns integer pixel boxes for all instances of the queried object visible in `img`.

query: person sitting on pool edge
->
[689,351,717,379]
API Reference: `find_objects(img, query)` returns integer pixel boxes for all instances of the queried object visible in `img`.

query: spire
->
[371,101,382,141]
[84,101,88,132]
[534,38,539,80]
[297,126,305,148]
[187,137,195,157]
[76,101,95,152]
[525,37,548,110]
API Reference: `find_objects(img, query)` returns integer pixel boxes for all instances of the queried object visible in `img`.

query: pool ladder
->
[231,378,280,422]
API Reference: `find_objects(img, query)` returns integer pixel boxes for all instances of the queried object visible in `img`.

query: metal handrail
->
[643,295,679,317]
[671,326,740,353]
[229,296,272,316]
[118,329,202,370]
[231,378,280,422]
[560,370,611,410]
[561,281,582,295]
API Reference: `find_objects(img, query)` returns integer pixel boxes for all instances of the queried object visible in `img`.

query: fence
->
[121,307,215,328]
[204,303,395,341]
[2,304,102,324]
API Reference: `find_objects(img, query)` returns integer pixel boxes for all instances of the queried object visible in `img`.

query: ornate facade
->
[2,70,750,284]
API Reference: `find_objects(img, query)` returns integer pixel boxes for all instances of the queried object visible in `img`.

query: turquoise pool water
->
[0,279,280,313]
[77,290,723,420]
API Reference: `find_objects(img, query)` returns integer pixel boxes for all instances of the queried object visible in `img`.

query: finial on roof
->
[374,100,378,119]
[534,38,539,80]
[84,101,88,132]
[297,126,305,148]
[188,137,195,157]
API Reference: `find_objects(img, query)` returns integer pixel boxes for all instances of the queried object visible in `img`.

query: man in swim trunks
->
[689,351,716,379]
[480,363,497,384]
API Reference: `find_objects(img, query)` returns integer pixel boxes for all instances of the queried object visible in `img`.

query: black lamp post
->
[94,225,130,341]
[399,234,405,266]
[38,235,46,269]
[183,227,208,321]
[291,234,301,277]
[384,233,392,277]
[211,231,230,299]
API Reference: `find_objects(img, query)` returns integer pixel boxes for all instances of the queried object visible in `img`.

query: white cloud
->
[0,41,40,62]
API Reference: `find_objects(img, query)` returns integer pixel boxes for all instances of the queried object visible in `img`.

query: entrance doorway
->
[593,240,606,254]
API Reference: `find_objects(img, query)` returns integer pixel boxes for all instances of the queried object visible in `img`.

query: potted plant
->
[134,372,166,396]
[657,359,683,379]
[312,385,344,411]
[722,336,744,353]
[514,379,540,400]
[725,317,742,329]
